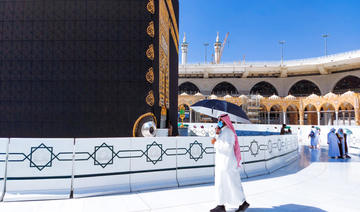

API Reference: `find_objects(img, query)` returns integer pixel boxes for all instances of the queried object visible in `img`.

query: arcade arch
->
[304,104,318,125]
[289,80,321,97]
[286,105,299,125]
[333,75,360,94]
[178,82,200,94]
[250,81,278,97]
[319,103,336,125]
[211,81,239,96]
[269,104,283,124]
[257,104,268,124]
[338,102,355,125]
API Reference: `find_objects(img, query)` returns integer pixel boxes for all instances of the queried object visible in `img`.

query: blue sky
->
[179,0,360,63]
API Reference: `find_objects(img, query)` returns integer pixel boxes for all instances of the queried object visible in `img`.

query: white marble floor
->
[1,145,360,212]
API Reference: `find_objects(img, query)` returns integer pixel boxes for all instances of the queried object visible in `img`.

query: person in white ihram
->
[210,114,250,212]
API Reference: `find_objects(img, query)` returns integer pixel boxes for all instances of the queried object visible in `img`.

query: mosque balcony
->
[179,49,360,78]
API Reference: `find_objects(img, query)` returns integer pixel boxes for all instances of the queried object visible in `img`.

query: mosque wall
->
[179,69,360,96]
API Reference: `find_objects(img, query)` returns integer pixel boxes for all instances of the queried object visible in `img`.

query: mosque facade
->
[178,34,360,126]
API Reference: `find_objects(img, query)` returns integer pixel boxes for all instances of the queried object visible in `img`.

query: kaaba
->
[0,0,179,137]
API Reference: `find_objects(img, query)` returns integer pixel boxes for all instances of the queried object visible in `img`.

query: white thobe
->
[214,127,245,206]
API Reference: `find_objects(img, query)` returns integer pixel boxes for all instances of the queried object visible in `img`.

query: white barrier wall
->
[265,135,298,173]
[0,134,300,202]
[0,139,8,201]
[176,137,215,186]
[73,138,131,198]
[4,138,74,201]
[5,123,360,202]
[286,136,300,163]
[71,135,297,194]
[265,136,282,173]
[130,137,178,192]
[241,136,268,177]
[3,122,360,202]
[349,131,360,156]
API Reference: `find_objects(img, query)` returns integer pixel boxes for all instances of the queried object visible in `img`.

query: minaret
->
[214,32,222,64]
[181,33,188,65]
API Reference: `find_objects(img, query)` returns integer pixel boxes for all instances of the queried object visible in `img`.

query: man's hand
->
[211,138,216,144]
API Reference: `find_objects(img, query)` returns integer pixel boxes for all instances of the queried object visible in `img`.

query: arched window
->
[333,75,360,94]
[178,82,200,94]
[304,104,318,125]
[269,104,282,124]
[288,80,321,97]
[286,105,299,125]
[211,82,239,96]
[250,81,278,96]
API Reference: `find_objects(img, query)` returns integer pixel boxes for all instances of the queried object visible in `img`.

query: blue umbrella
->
[345,128,353,135]
[191,99,251,124]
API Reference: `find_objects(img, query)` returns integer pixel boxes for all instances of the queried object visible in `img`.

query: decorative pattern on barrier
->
[8,143,73,171]
[93,143,116,168]
[240,138,292,157]
[5,138,297,171]
[349,134,360,150]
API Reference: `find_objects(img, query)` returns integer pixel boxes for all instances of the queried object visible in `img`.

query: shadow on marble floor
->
[227,204,327,212]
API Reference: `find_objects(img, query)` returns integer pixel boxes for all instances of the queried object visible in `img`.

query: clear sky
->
[179,0,360,63]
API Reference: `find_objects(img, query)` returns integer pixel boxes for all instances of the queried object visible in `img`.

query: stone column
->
[355,108,360,126]
[283,111,286,124]
[324,112,328,125]
[335,110,339,125]
[267,111,270,124]
[342,111,346,125]
[317,111,321,126]
[329,112,333,125]
[348,111,352,125]
[299,111,304,125]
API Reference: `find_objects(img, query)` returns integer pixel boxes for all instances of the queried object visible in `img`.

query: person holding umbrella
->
[210,114,249,212]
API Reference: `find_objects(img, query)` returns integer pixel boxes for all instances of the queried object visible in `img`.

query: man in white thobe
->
[210,114,249,212]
